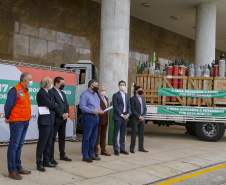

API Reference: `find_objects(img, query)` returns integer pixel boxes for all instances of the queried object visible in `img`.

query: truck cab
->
[60,60,98,133]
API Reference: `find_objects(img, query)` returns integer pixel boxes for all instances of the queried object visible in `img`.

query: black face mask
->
[138,90,143,95]
[59,84,65,90]
[92,86,99,93]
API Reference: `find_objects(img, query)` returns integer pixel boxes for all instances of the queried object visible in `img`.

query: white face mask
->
[119,86,126,92]
[28,80,33,87]
[100,91,106,96]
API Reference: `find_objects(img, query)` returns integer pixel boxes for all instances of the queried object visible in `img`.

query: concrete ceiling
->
[93,0,226,52]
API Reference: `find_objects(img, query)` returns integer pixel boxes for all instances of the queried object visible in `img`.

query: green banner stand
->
[108,102,114,145]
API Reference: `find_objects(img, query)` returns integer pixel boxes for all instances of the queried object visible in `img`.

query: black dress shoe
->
[50,158,59,165]
[130,150,135,154]
[91,156,101,161]
[82,158,93,163]
[120,150,129,155]
[114,151,119,156]
[37,165,46,172]
[60,155,72,161]
[43,162,56,167]
[139,149,148,152]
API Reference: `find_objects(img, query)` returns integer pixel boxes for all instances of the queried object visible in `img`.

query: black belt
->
[83,113,98,116]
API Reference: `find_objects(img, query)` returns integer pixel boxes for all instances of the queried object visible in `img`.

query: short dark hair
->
[118,80,126,86]
[88,79,98,88]
[134,86,142,95]
[20,72,30,82]
[54,77,64,85]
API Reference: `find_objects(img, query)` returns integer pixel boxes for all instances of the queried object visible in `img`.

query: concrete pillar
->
[195,3,216,65]
[99,0,130,101]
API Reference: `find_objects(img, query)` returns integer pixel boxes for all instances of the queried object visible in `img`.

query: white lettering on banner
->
[29,96,36,100]
[0,94,7,99]
[172,89,220,94]
[28,88,39,93]
[0,113,4,118]
[0,84,9,92]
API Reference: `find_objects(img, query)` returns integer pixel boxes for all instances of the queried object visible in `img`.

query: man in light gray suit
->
[130,86,148,153]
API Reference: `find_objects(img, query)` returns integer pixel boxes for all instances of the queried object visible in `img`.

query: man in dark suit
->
[112,80,131,155]
[36,77,58,172]
[94,86,111,157]
[130,86,148,153]
[49,77,72,164]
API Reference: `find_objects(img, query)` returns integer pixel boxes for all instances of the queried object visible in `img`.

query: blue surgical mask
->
[28,80,33,87]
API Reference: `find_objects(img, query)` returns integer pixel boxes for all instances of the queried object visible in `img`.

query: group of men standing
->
[79,79,148,163]
[36,76,72,172]
[4,72,148,180]
[4,73,72,180]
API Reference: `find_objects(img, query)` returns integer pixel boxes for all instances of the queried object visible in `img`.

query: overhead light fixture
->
[141,3,150,7]
[170,16,178,20]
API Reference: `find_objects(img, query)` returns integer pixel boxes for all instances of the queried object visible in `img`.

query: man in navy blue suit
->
[36,77,58,172]
[112,80,131,156]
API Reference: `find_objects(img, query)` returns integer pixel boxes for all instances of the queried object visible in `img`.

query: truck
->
[59,60,226,142]
[135,74,226,142]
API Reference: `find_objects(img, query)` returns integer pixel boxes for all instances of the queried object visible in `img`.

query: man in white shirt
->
[112,80,131,155]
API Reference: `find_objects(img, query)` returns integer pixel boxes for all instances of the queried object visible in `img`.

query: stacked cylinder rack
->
[136,53,226,107]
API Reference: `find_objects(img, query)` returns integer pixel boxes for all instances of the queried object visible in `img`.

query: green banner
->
[0,79,76,105]
[157,106,226,117]
[158,88,226,98]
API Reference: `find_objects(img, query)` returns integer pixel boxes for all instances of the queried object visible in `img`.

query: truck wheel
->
[185,123,196,135]
[195,122,225,142]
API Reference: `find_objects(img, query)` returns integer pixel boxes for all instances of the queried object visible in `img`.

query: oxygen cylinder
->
[203,65,210,77]
[195,65,202,77]
[171,64,179,102]
[185,67,188,76]
[162,67,167,76]
[195,65,202,103]
[154,69,160,75]
[149,66,155,74]
[213,65,219,77]
[204,65,210,92]
[219,59,225,77]
[178,65,185,89]
[137,61,141,74]
[188,64,195,77]
[210,67,214,77]
[200,65,204,77]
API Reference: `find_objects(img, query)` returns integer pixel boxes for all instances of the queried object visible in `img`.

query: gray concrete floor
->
[0,123,226,185]
[154,163,226,185]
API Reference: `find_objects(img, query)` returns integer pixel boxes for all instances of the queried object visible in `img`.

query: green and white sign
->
[0,79,76,105]
[157,106,226,117]
[158,88,226,98]
[0,63,77,142]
